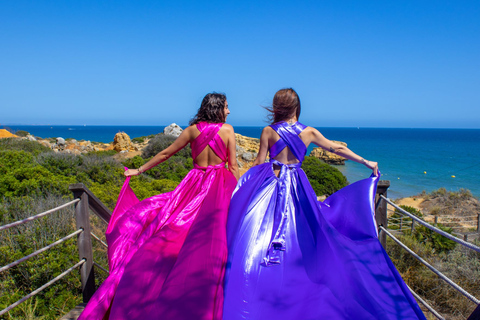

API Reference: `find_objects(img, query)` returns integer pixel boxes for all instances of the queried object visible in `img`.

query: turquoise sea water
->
[7,125,480,199]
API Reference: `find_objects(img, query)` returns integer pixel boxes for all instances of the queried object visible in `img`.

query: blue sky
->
[1,1,479,128]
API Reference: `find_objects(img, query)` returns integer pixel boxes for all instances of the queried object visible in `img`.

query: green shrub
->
[14,130,29,137]
[413,224,457,253]
[395,205,423,218]
[391,204,456,253]
[121,155,145,170]
[301,156,347,196]
[142,134,191,159]
[85,150,117,157]
[0,151,74,200]
[147,156,193,182]
[78,154,124,185]
[390,205,423,231]
[132,134,155,144]
[37,152,84,176]
[0,138,51,156]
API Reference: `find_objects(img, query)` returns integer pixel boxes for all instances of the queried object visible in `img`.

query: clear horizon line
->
[2,123,480,130]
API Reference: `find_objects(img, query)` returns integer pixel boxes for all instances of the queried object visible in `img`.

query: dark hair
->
[266,88,301,124]
[189,93,227,125]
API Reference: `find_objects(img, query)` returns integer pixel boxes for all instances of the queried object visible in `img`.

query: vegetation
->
[388,190,480,319]
[13,130,29,137]
[387,235,479,318]
[0,137,187,319]
[0,195,84,319]
[142,134,191,159]
[131,134,155,144]
[301,156,348,195]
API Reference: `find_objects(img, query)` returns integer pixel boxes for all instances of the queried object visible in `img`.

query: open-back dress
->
[223,121,426,319]
[79,122,237,320]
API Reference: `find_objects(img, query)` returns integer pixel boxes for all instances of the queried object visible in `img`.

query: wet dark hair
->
[266,88,301,124]
[189,93,227,125]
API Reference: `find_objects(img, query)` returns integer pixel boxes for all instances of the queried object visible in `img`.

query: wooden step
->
[59,303,86,320]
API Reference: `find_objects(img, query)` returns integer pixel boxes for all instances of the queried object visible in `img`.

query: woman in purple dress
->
[223,88,426,319]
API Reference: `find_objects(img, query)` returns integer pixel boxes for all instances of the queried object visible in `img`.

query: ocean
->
[6,125,480,199]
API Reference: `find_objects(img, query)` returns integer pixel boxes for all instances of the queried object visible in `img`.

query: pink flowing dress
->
[78,122,237,320]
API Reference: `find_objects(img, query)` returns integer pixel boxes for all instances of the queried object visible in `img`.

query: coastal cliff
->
[310,141,347,165]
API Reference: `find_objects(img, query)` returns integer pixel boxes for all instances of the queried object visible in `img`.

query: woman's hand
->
[363,160,379,176]
[124,169,142,177]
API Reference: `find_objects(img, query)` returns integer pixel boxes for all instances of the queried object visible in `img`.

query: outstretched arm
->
[309,127,378,176]
[124,127,194,177]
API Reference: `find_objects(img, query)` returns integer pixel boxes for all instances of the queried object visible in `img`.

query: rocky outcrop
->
[310,141,347,165]
[235,133,260,174]
[164,123,183,137]
[113,132,137,152]
[51,137,66,151]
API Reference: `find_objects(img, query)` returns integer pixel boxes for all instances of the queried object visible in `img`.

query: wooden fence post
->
[477,214,480,233]
[71,186,96,303]
[375,180,390,249]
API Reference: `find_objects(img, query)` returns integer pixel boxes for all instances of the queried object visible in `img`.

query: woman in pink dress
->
[79,93,239,320]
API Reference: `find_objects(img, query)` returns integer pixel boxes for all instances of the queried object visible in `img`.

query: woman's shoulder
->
[300,125,316,134]
[221,123,233,130]
[183,124,198,133]
[219,123,234,133]
[262,125,275,133]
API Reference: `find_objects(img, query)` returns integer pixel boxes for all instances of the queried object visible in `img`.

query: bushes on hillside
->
[413,224,457,253]
[13,130,29,137]
[393,205,457,253]
[0,138,51,156]
[387,235,479,317]
[301,156,347,196]
[0,195,95,320]
[0,151,75,199]
[142,134,191,159]
[37,153,84,176]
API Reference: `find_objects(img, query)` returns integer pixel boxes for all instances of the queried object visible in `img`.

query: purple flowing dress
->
[223,122,426,319]
[78,122,237,320]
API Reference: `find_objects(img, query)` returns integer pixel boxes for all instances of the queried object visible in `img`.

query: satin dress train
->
[223,122,426,319]
[78,122,237,320]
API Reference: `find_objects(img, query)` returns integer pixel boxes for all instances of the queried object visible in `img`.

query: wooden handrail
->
[69,183,112,223]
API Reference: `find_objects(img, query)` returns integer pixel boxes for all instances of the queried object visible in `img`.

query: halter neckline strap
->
[269,121,307,161]
[191,122,227,162]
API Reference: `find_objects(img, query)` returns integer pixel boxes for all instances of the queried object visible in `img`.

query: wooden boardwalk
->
[59,304,85,320]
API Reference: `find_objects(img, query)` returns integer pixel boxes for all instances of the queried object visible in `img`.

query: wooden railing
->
[378,194,480,319]
[69,183,112,303]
